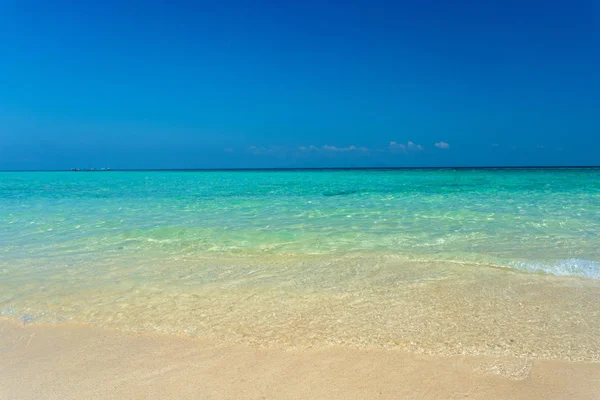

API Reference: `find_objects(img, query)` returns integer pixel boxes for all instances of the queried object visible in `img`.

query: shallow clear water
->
[1,169,600,360]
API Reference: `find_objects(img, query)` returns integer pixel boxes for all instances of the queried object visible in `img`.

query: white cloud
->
[253,144,371,155]
[390,140,423,152]
[408,141,424,151]
[248,145,265,155]
[297,145,321,152]
[247,145,284,155]
[322,145,367,152]
[434,141,449,149]
[389,141,406,152]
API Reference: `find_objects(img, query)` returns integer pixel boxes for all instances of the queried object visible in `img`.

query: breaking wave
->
[511,258,600,280]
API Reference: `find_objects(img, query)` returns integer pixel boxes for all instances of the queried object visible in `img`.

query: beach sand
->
[1,319,599,400]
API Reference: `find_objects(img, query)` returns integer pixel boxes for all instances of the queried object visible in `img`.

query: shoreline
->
[2,318,599,399]
[4,255,599,362]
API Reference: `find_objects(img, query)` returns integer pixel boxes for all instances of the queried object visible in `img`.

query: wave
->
[511,258,600,279]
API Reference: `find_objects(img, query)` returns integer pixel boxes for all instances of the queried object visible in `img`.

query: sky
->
[1,0,599,169]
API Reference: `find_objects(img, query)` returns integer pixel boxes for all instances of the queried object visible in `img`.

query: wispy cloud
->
[248,145,262,155]
[298,145,369,152]
[389,141,406,152]
[389,140,423,152]
[247,145,285,155]
[298,145,321,152]
[407,141,424,151]
[434,141,449,149]
[247,141,435,156]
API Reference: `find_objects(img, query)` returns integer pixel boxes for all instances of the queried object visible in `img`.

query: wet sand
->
[1,319,599,400]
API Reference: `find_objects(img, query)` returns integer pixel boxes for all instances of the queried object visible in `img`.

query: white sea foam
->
[512,258,600,279]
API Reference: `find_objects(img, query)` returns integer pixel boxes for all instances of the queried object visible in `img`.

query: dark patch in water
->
[322,190,359,197]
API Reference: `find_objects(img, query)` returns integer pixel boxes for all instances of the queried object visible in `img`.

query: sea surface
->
[1,169,600,360]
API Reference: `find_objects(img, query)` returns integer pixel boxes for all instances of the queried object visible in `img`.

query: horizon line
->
[2,165,600,172]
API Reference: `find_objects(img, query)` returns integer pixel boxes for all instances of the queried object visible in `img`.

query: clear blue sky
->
[1,0,599,169]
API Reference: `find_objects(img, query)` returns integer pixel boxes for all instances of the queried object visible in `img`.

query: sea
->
[1,168,599,360]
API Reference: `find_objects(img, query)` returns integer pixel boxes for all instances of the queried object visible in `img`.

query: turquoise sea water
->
[2,169,600,360]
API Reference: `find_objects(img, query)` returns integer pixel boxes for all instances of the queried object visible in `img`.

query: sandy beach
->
[2,171,600,399]
[3,0,600,395]
[2,318,599,400]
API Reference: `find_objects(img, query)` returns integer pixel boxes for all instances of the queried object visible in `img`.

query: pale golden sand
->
[1,319,599,400]
[5,256,600,362]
